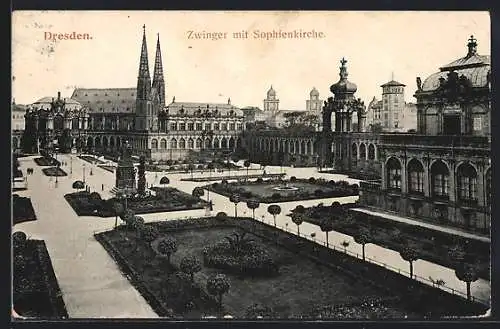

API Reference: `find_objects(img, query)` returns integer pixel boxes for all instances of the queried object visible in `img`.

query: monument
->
[115,140,137,194]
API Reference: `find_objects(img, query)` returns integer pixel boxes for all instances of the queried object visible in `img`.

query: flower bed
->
[291,203,490,280]
[182,173,285,182]
[41,167,67,177]
[13,194,37,225]
[34,157,60,167]
[207,177,359,203]
[65,188,207,217]
[78,155,106,165]
[95,217,486,318]
[13,237,68,318]
[319,169,381,180]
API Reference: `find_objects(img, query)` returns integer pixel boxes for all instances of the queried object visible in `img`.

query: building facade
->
[359,36,491,234]
[12,101,26,152]
[21,25,244,161]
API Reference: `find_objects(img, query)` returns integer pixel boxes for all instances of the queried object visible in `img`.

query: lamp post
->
[70,155,73,175]
[83,163,86,184]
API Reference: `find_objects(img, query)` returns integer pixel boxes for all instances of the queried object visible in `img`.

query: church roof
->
[439,54,490,71]
[310,87,319,96]
[166,101,243,117]
[33,96,81,105]
[71,88,136,113]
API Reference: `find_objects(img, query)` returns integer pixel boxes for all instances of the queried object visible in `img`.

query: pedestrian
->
[101,183,104,191]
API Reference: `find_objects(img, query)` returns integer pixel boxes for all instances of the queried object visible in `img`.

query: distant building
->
[360,35,491,234]
[263,85,279,114]
[11,100,27,152]
[306,87,323,131]
[366,78,418,132]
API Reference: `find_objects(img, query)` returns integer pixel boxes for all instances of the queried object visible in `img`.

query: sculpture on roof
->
[416,77,422,91]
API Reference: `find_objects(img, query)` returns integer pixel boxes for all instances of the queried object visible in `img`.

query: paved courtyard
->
[13,155,491,318]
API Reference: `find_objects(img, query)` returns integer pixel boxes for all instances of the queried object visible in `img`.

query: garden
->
[206,176,359,203]
[13,231,68,319]
[34,156,60,167]
[95,215,487,319]
[78,155,106,165]
[64,187,208,217]
[13,194,37,225]
[42,167,68,177]
[182,173,285,182]
[289,202,490,281]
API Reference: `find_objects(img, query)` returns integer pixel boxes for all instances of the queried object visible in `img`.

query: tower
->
[152,33,166,108]
[263,85,279,114]
[135,25,152,131]
[306,87,323,113]
[380,74,405,129]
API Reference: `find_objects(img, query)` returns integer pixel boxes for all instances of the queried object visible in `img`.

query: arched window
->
[205,138,211,149]
[431,160,449,198]
[368,144,376,160]
[195,138,202,149]
[359,143,366,159]
[221,138,228,148]
[386,157,402,190]
[213,137,219,148]
[160,138,167,149]
[457,163,478,201]
[408,159,424,194]
[170,138,177,149]
[188,138,194,149]
[179,138,186,149]
[351,143,358,158]
[151,139,158,149]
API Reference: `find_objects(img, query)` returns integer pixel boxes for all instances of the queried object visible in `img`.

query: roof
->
[71,88,136,113]
[33,96,81,105]
[166,101,243,117]
[440,54,490,71]
[310,87,319,96]
[12,104,27,112]
[381,80,406,87]
[421,64,490,92]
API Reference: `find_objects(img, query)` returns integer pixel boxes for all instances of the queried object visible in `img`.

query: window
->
[386,158,401,190]
[408,159,424,194]
[431,161,449,197]
[188,123,194,131]
[170,123,177,131]
[179,123,186,130]
[188,139,194,149]
[229,123,235,130]
[196,123,202,130]
[486,170,491,205]
[473,117,482,131]
[213,123,220,130]
[237,123,242,131]
[221,123,227,130]
[457,164,477,201]
[179,139,186,149]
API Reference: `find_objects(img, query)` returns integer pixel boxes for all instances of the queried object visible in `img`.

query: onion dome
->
[267,85,276,98]
[330,58,357,95]
[310,87,319,97]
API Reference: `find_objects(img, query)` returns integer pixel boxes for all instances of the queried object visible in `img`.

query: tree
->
[294,205,305,214]
[341,240,350,253]
[89,192,102,210]
[180,255,202,282]
[353,227,371,261]
[152,236,178,264]
[267,204,281,227]
[206,273,231,311]
[243,160,251,181]
[246,199,260,219]
[319,219,334,248]
[159,176,170,188]
[192,187,204,199]
[112,202,125,229]
[399,244,419,279]
[225,231,254,254]
[188,163,195,179]
[229,194,241,218]
[455,263,479,301]
[291,213,304,236]
[72,180,84,192]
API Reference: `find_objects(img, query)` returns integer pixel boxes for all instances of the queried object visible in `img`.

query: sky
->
[12,11,490,110]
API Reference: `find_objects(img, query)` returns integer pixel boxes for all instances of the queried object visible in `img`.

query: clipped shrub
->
[290,176,297,183]
[314,189,323,196]
[271,192,281,200]
[13,231,27,251]
[256,177,264,183]
[308,177,316,183]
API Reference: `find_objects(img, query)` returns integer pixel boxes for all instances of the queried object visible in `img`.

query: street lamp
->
[83,163,86,184]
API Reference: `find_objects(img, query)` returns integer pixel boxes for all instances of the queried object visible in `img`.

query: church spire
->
[152,33,166,107]
[136,24,151,101]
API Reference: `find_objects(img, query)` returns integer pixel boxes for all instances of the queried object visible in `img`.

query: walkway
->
[352,208,490,243]
[14,155,158,318]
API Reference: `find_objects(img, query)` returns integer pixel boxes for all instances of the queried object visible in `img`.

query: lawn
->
[42,167,68,177]
[96,217,487,319]
[13,238,68,319]
[78,155,106,165]
[292,203,490,280]
[65,187,208,217]
[13,194,37,225]
[34,157,60,167]
[208,177,359,203]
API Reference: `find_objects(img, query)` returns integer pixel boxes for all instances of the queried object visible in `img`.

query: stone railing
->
[379,134,490,150]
